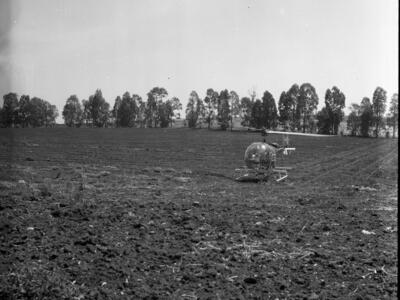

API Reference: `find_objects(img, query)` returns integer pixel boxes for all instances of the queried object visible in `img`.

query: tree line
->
[346,89,398,138]
[185,84,320,132]
[62,88,182,128]
[183,85,397,137]
[1,85,397,137]
[0,93,58,128]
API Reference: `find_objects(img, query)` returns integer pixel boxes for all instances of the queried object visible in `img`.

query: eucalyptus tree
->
[204,88,219,129]
[146,87,168,127]
[297,83,319,133]
[371,87,387,137]
[63,95,83,127]
[261,90,278,129]
[218,89,230,130]
[186,91,204,128]
[325,86,346,135]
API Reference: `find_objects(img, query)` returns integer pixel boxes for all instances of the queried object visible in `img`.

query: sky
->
[0,0,398,122]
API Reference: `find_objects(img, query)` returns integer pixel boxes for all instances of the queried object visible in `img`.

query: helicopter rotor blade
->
[265,130,333,137]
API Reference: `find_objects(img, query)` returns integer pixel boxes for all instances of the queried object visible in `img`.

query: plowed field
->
[0,128,397,299]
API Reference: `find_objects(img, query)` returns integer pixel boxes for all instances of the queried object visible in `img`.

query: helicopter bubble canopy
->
[244,142,277,170]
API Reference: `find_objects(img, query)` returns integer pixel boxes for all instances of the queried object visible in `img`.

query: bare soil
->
[0,128,397,299]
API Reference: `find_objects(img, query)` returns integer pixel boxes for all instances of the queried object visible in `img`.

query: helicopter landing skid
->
[235,167,291,182]
[273,168,289,182]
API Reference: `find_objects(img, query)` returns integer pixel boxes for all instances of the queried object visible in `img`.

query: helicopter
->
[235,129,296,182]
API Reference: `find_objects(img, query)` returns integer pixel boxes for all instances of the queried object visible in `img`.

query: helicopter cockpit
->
[235,131,295,182]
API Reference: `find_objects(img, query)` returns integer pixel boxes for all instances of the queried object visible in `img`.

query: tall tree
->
[286,84,300,130]
[360,97,373,137]
[387,93,398,138]
[63,95,83,127]
[316,107,331,134]
[218,89,230,130]
[136,97,146,128]
[157,102,170,128]
[239,97,253,127]
[132,94,142,126]
[165,100,174,127]
[44,102,58,127]
[278,91,290,130]
[185,91,203,128]
[250,99,263,129]
[167,97,182,127]
[196,94,205,125]
[82,99,91,126]
[25,97,43,127]
[146,87,168,127]
[124,92,137,127]
[229,90,240,130]
[26,97,56,127]
[17,95,31,127]
[153,96,176,129]
[371,86,387,137]
[1,93,19,127]
[297,83,319,133]
[86,89,110,127]
[114,92,138,127]
[325,86,346,135]
[112,96,122,126]
[204,88,219,129]
[261,90,278,129]
[346,104,361,136]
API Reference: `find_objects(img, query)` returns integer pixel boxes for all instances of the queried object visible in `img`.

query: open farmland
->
[0,128,397,299]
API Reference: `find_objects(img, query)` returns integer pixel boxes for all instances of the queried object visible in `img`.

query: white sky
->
[0,0,398,121]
